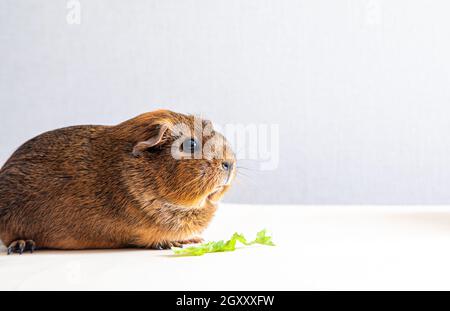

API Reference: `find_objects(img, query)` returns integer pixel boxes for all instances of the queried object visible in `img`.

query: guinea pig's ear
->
[132,124,169,157]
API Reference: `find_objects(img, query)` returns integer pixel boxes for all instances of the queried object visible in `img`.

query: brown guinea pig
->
[0,110,236,254]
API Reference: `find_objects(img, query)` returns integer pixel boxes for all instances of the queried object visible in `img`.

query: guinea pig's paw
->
[177,237,204,245]
[7,239,36,255]
[152,241,182,250]
[151,238,203,250]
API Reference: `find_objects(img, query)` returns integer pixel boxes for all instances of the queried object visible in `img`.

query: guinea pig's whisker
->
[236,166,257,172]
[235,173,256,184]
[236,171,251,178]
[233,175,257,186]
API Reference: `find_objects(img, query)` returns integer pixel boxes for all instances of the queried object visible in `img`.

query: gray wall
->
[2,0,450,204]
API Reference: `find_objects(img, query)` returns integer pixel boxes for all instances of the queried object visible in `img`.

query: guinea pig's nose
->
[222,161,233,172]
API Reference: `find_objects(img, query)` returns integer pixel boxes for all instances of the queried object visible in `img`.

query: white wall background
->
[1,0,450,204]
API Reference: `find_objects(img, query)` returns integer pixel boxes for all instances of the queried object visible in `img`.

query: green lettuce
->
[172,229,275,256]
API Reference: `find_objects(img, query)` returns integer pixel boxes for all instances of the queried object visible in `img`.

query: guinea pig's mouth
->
[206,186,225,203]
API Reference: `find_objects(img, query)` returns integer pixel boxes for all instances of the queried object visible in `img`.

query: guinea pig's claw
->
[6,239,36,255]
[171,242,183,248]
[27,240,36,253]
[153,241,178,250]
[179,237,204,245]
[151,239,203,250]
[152,242,167,250]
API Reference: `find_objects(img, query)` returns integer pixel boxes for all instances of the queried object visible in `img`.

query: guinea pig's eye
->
[182,138,199,153]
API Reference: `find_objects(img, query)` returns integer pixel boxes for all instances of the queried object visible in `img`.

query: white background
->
[2,0,450,204]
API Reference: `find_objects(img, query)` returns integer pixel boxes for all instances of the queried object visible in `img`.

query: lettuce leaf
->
[172,229,275,256]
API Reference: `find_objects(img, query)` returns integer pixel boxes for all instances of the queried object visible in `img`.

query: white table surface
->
[2,203,450,290]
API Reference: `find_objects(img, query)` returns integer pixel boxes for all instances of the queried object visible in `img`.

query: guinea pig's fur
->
[0,110,236,253]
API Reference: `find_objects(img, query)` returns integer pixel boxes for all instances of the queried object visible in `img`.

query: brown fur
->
[0,110,235,251]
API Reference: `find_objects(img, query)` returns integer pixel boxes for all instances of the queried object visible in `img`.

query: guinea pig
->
[0,110,236,254]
